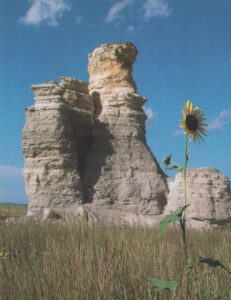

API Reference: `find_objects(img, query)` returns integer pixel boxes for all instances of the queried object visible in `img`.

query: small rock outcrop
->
[166,168,231,228]
[21,42,231,228]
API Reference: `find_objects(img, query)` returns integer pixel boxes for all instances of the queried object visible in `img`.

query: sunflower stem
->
[182,134,188,300]
[183,134,188,209]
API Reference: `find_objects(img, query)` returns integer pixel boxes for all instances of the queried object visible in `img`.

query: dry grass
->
[0,203,27,220]
[0,205,230,299]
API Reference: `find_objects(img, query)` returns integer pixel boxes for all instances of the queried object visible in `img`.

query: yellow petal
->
[198,125,207,131]
[190,102,193,114]
[197,131,204,142]
[198,126,207,132]
[188,131,192,137]
[193,133,196,143]
[182,108,186,119]
[198,127,208,135]
[197,112,205,117]
[196,135,201,143]
[186,100,190,114]
[194,110,203,117]
[198,117,207,121]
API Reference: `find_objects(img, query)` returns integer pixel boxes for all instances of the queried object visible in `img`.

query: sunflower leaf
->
[158,214,184,237]
[163,156,182,172]
[166,166,180,171]
[147,278,179,292]
[174,204,190,217]
[186,258,193,273]
[158,204,190,237]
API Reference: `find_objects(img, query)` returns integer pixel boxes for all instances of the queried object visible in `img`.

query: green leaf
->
[148,278,179,292]
[166,166,181,171]
[162,155,172,169]
[158,204,190,237]
[174,204,190,217]
[186,258,193,273]
[186,258,192,268]
[158,214,183,237]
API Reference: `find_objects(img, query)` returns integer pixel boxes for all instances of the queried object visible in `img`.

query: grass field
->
[0,204,231,299]
[0,203,27,220]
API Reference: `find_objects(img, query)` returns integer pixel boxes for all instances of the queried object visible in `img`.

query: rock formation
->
[22,78,93,217]
[22,42,231,228]
[166,168,231,228]
[83,43,168,214]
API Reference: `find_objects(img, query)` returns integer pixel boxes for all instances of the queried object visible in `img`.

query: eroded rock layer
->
[83,43,168,214]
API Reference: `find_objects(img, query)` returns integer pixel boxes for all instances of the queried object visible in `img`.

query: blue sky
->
[0,0,231,203]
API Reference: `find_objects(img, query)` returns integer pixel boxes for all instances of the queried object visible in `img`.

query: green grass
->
[0,206,231,299]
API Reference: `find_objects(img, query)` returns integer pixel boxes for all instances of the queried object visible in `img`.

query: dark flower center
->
[186,115,198,131]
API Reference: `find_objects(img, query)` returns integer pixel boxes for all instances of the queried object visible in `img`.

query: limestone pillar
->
[22,78,93,217]
[83,43,168,214]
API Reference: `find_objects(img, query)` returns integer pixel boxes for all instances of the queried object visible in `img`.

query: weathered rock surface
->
[83,43,169,214]
[21,42,231,228]
[165,168,231,228]
[22,78,93,217]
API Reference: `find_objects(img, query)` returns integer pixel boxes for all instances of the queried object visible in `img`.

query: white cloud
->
[105,0,133,23]
[142,0,171,20]
[19,0,71,26]
[75,15,83,25]
[207,107,231,131]
[126,25,134,32]
[144,106,154,119]
[143,106,158,129]
[126,25,143,33]
[172,129,183,136]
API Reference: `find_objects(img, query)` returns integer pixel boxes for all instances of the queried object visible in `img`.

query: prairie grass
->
[0,203,27,220]
[0,206,230,299]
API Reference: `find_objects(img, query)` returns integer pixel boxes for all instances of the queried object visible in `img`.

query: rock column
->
[83,43,168,214]
[22,78,93,217]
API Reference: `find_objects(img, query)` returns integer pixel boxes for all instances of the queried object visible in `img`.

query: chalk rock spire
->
[83,43,168,214]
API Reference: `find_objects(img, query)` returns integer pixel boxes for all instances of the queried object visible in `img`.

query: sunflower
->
[180,100,208,143]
